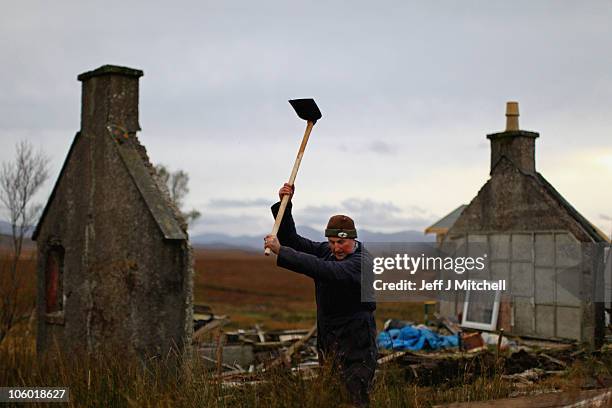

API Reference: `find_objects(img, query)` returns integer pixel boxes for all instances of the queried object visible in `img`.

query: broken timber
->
[268,324,317,368]
[193,316,230,343]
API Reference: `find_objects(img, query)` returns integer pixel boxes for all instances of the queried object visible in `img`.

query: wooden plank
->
[192,318,230,343]
[540,352,568,368]
[283,324,317,360]
[215,332,226,376]
[377,351,407,365]
[279,334,304,342]
[255,324,266,343]
[201,355,237,371]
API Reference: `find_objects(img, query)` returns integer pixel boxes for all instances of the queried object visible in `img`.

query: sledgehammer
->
[265,98,322,256]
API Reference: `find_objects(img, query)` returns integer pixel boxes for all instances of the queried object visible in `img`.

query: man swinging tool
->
[264,183,377,407]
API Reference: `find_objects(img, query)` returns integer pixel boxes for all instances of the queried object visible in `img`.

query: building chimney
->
[77,65,144,136]
[486,101,539,174]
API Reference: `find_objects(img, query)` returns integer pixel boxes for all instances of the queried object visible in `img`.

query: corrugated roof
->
[425,205,467,235]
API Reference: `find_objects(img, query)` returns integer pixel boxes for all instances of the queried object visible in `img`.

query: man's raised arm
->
[269,183,326,256]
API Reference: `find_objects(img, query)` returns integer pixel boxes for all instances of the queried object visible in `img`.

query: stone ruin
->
[32,65,193,357]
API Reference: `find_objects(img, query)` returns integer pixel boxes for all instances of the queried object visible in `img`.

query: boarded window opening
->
[45,246,64,314]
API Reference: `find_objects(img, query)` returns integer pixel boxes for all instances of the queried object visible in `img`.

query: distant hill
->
[0,221,36,250]
[191,225,433,250]
[2,219,433,251]
[0,220,39,236]
[0,220,11,235]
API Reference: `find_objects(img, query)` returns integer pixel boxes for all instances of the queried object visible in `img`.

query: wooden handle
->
[265,121,315,256]
[264,194,291,256]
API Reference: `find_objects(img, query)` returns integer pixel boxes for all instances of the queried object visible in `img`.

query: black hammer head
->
[289,98,322,124]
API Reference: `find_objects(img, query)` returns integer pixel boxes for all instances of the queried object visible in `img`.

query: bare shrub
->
[0,140,49,344]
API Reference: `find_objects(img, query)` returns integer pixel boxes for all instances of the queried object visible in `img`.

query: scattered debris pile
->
[375,313,612,406]
[376,340,577,387]
[192,303,612,405]
[192,304,318,380]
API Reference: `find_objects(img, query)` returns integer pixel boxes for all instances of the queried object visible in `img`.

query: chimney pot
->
[505,101,519,131]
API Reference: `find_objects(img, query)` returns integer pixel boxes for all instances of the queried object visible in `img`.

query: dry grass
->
[1,337,528,408]
[8,339,607,407]
[2,320,611,407]
[2,248,611,406]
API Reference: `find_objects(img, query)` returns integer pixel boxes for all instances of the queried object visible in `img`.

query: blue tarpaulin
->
[377,325,459,351]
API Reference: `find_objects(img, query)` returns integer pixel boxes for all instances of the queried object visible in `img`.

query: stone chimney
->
[77,65,144,136]
[486,101,539,174]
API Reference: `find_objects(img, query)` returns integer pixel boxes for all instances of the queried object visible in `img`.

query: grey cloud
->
[3,1,612,141]
[341,199,402,214]
[208,198,271,208]
[301,204,341,213]
[195,213,262,226]
[190,212,268,236]
[368,141,395,155]
[295,199,435,232]
[293,206,340,230]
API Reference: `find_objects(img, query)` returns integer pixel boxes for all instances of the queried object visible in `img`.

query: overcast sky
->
[2,1,612,237]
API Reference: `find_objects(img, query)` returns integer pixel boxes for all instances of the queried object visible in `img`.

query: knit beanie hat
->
[325,215,357,238]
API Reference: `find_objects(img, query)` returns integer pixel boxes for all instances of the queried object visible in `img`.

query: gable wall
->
[36,72,193,357]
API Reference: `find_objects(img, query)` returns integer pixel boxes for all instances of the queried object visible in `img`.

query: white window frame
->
[461,280,501,331]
